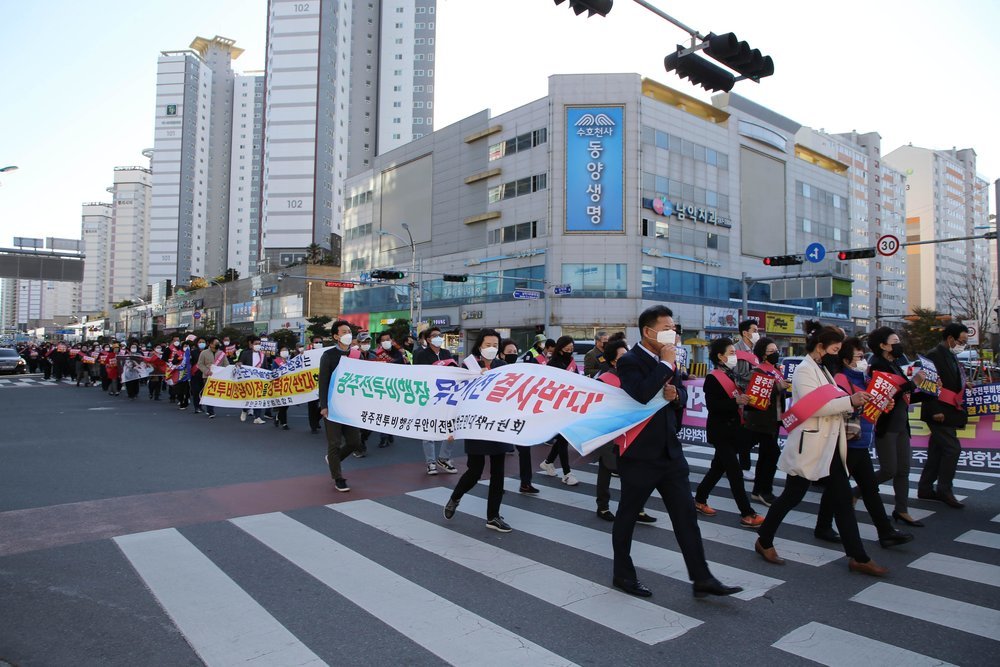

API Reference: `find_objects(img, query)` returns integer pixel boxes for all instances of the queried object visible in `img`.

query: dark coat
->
[318,346,348,411]
[704,369,747,445]
[920,343,969,429]
[869,354,922,436]
[615,344,686,461]
[464,357,514,456]
[743,370,787,436]
[413,346,454,365]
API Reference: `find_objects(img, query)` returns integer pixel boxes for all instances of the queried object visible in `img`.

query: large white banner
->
[201,349,322,409]
[326,358,667,454]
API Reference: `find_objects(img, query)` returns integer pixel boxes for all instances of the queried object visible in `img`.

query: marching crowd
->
[11,304,973,599]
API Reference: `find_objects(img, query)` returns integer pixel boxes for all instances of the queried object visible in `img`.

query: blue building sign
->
[565,105,624,233]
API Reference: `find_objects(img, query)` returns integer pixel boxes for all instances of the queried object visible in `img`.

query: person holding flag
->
[755,321,887,576]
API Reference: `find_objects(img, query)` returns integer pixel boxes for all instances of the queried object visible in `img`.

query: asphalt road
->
[2,376,998,666]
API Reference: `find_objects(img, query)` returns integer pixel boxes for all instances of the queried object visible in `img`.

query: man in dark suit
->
[918,322,970,508]
[318,320,363,492]
[612,304,742,599]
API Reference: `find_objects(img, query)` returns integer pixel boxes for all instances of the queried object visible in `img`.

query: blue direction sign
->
[553,284,572,296]
[805,242,826,263]
[513,289,542,300]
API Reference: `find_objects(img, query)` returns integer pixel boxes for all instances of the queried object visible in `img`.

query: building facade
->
[109,167,152,306]
[884,145,992,313]
[339,74,854,354]
[259,0,437,268]
[80,202,113,315]
[227,73,265,278]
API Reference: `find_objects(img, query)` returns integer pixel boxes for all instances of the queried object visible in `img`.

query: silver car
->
[0,348,27,374]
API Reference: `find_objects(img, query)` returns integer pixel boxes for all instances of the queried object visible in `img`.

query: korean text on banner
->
[915,355,942,396]
[200,348,322,409]
[325,358,664,455]
[861,371,901,423]
[745,371,776,410]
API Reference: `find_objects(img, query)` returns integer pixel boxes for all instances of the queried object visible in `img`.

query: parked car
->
[0,348,27,375]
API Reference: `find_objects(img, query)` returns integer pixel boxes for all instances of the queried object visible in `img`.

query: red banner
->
[861,371,901,423]
[746,371,776,410]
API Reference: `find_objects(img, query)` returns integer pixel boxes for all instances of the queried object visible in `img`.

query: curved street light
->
[378,226,417,326]
[0,166,18,173]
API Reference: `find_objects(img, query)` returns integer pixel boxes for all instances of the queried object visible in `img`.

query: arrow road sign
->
[805,242,826,264]
[553,284,572,295]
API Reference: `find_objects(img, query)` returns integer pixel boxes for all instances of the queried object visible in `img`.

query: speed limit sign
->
[877,234,900,257]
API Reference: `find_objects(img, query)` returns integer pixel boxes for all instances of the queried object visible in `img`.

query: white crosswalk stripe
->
[408,486,784,600]
[330,499,702,645]
[772,621,957,666]
[851,582,1000,642]
[908,552,1000,588]
[956,529,1000,549]
[231,512,576,667]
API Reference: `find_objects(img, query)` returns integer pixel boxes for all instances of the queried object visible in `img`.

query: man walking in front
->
[612,304,742,599]
[318,320,363,492]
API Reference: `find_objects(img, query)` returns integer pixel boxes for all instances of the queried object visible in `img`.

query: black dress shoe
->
[879,529,914,548]
[917,489,940,502]
[636,511,657,524]
[939,493,965,509]
[814,527,842,544]
[891,510,924,527]
[692,577,744,598]
[597,509,615,521]
[612,578,652,597]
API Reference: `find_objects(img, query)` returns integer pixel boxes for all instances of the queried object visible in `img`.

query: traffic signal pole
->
[741,271,835,320]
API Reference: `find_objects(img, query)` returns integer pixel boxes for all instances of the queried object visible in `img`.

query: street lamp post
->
[209,280,228,329]
[378,226,417,329]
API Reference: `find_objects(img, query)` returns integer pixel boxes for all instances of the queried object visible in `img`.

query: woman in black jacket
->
[694,337,764,527]
[743,337,788,507]
[538,335,579,486]
[867,327,926,527]
[443,329,515,532]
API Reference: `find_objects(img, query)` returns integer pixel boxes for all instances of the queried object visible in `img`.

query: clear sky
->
[1,0,997,246]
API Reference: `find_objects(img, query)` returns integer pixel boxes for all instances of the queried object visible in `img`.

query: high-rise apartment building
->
[149,36,243,286]
[80,202,113,315]
[260,0,437,268]
[109,167,152,305]
[0,278,18,332]
[227,73,265,278]
[884,145,991,313]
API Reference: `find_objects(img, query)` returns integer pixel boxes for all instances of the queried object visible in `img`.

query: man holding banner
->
[318,320,363,492]
[918,323,970,509]
[612,305,742,600]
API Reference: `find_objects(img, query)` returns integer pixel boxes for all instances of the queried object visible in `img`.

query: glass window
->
[516,134,531,152]
[641,172,655,191]
[655,130,669,149]
[706,148,717,166]
[681,139,694,157]
[655,175,669,194]
[707,233,719,249]
[706,190,718,207]
[693,145,706,162]
[717,152,729,170]
[655,221,668,239]
[641,125,654,145]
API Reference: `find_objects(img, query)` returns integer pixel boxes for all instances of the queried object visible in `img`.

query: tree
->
[901,307,947,357]
[112,300,135,309]
[305,315,332,340]
[269,328,299,351]
[942,268,998,349]
[387,318,411,343]
[187,277,209,291]
[305,243,324,265]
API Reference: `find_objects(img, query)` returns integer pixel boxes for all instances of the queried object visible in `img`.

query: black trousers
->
[516,446,533,485]
[613,454,711,583]
[596,457,614,511]
[190,374,205,410]
[325,420,361,480]
[748,431,781,497]
[919,424,962,495]
[451,453,506,520]
[544,435,571,475]
[174,381,190,408]
[276,406,288,426]
[695,437,755,516]
[124,379,140,399]
[307,400,321,431]
[817,447,893,537]
[758,452,869,562]
[148,377,162,398]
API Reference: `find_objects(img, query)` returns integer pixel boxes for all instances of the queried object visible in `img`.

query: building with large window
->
[227,73,265,278]
[340,73,857,354]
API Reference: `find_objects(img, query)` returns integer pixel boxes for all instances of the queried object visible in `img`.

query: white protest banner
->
[325,358,666,455]
[120,355,154,383]
[201,348,322,409]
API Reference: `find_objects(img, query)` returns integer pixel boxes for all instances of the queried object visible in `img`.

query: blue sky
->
[1,0,998,246]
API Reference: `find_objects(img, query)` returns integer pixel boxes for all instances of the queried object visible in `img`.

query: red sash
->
[735,350,759,366]
[598,371,652,454]
[710,369,740,398]
[939,387,964,410]
[781,384,847,432]
[566,359,578,374]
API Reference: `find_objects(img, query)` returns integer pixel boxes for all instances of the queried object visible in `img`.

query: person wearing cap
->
[414,326,458,475]
[521,335,553,364]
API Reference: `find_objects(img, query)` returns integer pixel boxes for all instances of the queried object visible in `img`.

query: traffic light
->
[553,0,613,17]
[370,269,405,280]
[704,32,775,82]
[664,46,735,93]
[442,274,469,282]
[836,248,877,260]
[762,255,804,267]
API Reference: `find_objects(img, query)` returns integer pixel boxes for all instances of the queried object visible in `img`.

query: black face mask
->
[766,352,780,365]
[821,353,840,371]
[504,353,519,364]
[890,343,905,358]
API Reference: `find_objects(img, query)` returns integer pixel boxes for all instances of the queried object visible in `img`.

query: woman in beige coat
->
[754,322,888,576]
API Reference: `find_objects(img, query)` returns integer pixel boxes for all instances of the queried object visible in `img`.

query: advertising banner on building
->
[766,312,796,335]
[201,349,322,409]
[326,357,662,454]
[565,105,624,233]
[704,307,740,331]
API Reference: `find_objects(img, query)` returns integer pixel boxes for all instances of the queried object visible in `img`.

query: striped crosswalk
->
[107,446,999,666]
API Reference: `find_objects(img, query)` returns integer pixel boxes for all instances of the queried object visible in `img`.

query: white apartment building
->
[80,202,113,315]
[109,167,152,305]
[0,278,16,332]
[260,0,437,268]
[227,73,265,278]
[884,145,991,313]
[15,279,79,328]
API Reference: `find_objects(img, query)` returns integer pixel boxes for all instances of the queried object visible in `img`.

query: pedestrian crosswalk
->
[108,446,999,666]
[0,375,62,388]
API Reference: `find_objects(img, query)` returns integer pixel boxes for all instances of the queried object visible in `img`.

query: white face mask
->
[223,340,230,345]
[430,336,445,348]
[724,355,738,369]
[253,345,261,352]
[854,359,868,374]
[750,331,760,344]
[130,346,138,352]
[952,343,966,354]
[655,329,676,346]
[280,350,289,358]
[480,346,499,360]
[313,342,323,349]
[381,340,393,350]
[360,343,371,352]
[197,343,206,350]
[339,333,353,347]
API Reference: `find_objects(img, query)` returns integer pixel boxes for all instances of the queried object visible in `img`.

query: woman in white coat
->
[754,321,888,577]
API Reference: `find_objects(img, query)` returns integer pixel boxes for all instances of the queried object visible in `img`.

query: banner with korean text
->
[325,358,663,454]
[200,349,321,409]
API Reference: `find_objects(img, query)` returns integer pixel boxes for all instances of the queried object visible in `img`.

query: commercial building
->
[339,73,856,355]
[109,166,152,307]
[260,0,437,267]
[227,73,265,278]
[80,202,113,315]
[884,145,992,313]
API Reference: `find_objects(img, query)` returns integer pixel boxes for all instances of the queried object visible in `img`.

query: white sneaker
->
[539,461,558,477]
[562,472,579,486]
[426,463,438,476]
[743,471,756,482]
[253,418,266,424]
[240,411,247,422]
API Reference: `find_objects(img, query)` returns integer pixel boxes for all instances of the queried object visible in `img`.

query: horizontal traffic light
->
[370,269,406,280]
[664,47,735,93]
[836,248,877,260]
[553,0,613,17]
[763,255,804,267]
[704,32,775,81]
[442,274,469,283]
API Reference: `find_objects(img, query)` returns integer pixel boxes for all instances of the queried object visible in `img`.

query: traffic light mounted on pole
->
[664,31,775,93]
[762,255,805,267]
[836,248,877,261]
[370,269,406,280]
[664,47,735,92]
[553,0,613,18]
[442,274,469,283]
